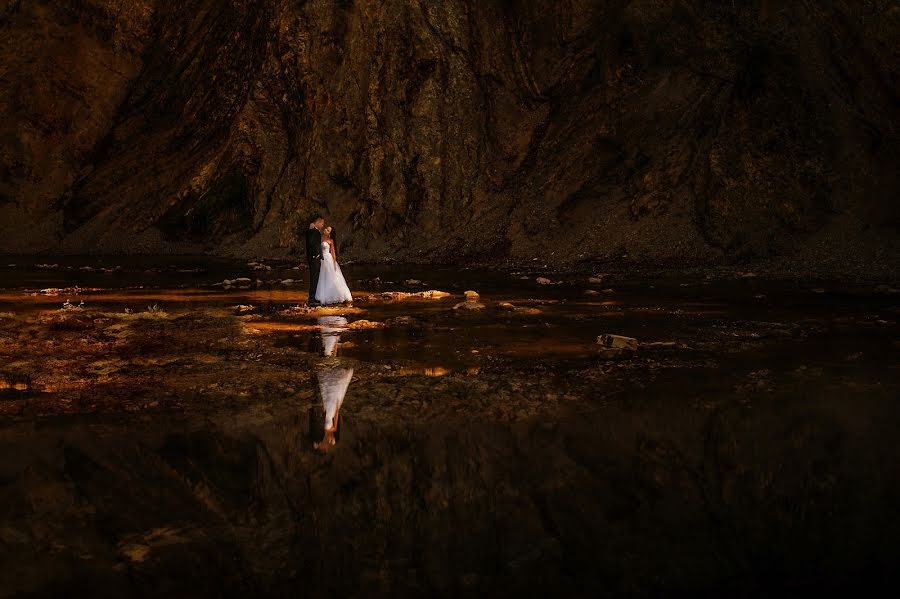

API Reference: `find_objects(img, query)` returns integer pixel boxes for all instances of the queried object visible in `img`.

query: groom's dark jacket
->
[305,226,322,264]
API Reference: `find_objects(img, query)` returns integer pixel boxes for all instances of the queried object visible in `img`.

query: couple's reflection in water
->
[310,316,354,454]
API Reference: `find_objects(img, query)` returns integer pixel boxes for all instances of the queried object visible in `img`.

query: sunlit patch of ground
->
[0,274,897,421]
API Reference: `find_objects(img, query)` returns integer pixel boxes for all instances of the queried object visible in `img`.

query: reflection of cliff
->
[1,1,898,270]
[2,391,899,596]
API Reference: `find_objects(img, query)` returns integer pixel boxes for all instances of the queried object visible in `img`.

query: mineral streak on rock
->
[0,1,897,273]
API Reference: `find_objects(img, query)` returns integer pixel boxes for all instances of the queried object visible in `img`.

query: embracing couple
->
[304,215,353,306]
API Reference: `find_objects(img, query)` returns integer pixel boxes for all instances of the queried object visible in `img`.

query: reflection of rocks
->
[2,386,899,596]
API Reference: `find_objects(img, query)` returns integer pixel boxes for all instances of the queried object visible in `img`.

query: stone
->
[405,279,422,285]
[464,290,480,300]
[420,290,450,299]
[589,277,604,284]
[233,305,256,314]
[453,301,486,311]
[536,277,552,285]
[346,319,383,330]
[597,334,638,351]
[497,302,540,315]
[584,290,600,296]
[281,278,296,285]
[233,278,253,286]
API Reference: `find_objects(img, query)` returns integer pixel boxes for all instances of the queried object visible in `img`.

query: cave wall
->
[1,0,897,265]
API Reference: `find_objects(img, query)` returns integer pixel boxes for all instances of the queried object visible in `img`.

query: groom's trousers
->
[307,258,321,304]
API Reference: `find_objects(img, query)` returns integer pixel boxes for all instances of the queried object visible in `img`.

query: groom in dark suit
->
[305,215,325,306]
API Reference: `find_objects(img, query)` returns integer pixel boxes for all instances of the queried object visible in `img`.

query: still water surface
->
[0,256,898,596]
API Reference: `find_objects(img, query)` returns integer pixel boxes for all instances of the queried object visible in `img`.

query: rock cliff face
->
[1,0,897,267]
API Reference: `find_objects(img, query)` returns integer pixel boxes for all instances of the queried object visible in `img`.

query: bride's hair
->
[329,227,338,249]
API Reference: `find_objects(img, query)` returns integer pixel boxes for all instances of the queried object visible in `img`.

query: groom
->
[305,215,325,306]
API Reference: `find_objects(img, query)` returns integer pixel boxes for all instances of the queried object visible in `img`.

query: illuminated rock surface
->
[0,1,897,275]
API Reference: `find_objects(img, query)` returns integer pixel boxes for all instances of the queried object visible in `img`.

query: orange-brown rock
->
[1,1,897,274]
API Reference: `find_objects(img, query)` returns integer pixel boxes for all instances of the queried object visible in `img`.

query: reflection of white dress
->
[318,316,347,357]
[315,315,352,430]
[318,367,353,430]
[315,241,352,305]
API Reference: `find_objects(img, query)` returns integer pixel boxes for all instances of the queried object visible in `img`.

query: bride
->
[314,226,352,305]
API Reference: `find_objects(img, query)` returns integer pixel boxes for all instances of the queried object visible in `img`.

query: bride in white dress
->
[314,226,352,305]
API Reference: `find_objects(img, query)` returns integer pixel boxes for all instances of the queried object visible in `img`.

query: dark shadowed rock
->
[598,334,638,351]
[0,1,897,275]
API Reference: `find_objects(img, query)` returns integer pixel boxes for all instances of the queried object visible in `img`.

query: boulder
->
[233,277,253,286]
[464,290,480,300]
[589,276,604,284]
[453,301,486,311]
[597,334,638,351]
[536,277,552,285]
[405,279,422,285]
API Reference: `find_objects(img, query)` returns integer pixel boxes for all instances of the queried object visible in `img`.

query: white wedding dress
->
[315,241,352,305]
